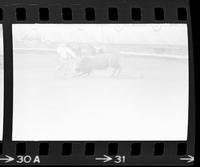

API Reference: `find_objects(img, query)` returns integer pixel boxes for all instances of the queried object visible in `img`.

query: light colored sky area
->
[13,24,188,46]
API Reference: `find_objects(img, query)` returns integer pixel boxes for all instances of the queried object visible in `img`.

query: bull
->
[75,54,122,77]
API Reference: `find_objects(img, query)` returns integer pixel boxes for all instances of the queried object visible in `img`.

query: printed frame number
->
[114,155,126,164]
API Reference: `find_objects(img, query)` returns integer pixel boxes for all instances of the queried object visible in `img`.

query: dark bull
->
[75,54,122,76]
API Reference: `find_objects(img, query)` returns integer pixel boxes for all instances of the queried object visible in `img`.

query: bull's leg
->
[81,72,90,77]
[116,66,122,76]
[111,66,122,77]
[73,71,90,77]
[111,68,118,77]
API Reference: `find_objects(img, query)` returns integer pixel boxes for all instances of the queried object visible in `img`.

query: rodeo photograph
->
[12,24,188,141]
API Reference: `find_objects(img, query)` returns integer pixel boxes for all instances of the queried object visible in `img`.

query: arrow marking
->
[0,155,15,163]
[95,155,112,163]
[180,155,194,163]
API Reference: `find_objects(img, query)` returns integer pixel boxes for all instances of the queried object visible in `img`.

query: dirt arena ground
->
[12,51,188,141]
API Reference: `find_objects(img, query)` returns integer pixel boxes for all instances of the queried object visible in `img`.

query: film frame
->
[0,0,199,166]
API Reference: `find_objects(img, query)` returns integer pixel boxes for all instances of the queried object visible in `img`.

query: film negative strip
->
[0,0,198,166]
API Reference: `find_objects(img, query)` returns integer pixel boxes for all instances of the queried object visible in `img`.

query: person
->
[56,43,78,77]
